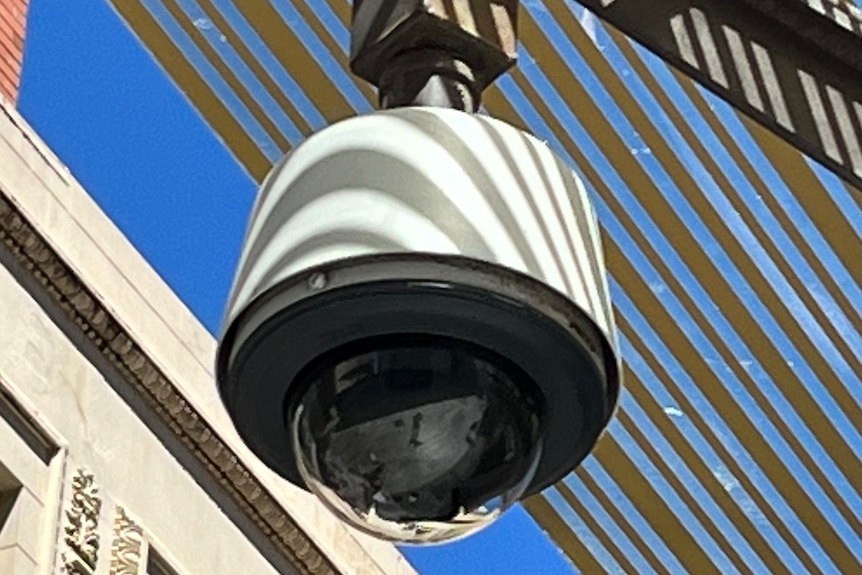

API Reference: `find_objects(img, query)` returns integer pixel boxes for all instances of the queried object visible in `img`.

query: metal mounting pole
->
[349,1,519,111]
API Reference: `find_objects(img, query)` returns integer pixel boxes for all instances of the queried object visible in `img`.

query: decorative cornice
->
[0,191,338,575]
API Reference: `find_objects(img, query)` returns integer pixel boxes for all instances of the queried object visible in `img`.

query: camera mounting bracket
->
[349,0,519,111]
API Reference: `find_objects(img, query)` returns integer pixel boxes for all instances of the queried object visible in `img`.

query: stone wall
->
[0,78,415,575]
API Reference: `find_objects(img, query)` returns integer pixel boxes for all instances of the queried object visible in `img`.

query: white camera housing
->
[217,107,620,544]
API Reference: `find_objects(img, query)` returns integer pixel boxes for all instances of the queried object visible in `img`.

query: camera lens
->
[290,335,546,544]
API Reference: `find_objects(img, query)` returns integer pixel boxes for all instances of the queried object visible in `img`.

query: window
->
[0,385,57,464]
[146,547,180,575]
[0,463,22,534]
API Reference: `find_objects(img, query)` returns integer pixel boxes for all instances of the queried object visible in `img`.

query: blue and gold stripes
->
[108,1,862,572]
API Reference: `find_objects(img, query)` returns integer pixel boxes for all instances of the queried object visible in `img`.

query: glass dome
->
[289,335,546,544]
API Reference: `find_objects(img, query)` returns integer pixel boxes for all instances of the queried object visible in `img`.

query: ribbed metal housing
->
[217,106,620,496]
[223,107,616,349]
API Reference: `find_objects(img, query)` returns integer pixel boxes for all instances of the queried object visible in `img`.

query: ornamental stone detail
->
[109,506,145,575]
[61,468,102,575]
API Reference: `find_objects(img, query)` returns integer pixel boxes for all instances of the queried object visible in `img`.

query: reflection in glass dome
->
[290,336,546,544]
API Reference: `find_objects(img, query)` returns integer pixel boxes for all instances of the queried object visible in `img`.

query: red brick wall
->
[0,0,27,103]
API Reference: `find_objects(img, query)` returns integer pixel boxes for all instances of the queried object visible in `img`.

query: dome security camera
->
[216,106,621,544]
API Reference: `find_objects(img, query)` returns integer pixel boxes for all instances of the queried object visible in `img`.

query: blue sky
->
[17,1,577,573]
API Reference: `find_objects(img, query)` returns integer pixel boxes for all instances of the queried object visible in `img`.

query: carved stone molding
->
[110,506,144,575]
[61,468,102,575]
[0,189,337,575]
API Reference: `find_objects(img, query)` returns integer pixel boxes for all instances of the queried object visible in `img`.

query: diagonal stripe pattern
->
[107,1,862,573]
[579,0,862,190]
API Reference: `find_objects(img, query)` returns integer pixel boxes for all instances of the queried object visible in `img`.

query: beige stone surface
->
[0,393,57,575]
[0,545,37,575]
[0,486,44,561]
[0,260,281,575]
[0,97,416,575]
[0,410,50,504]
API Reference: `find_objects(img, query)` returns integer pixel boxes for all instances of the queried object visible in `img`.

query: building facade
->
[0,0,26,103]
[0,5,416,574]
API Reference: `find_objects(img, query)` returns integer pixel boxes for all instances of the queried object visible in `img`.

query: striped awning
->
[107,1,862,573]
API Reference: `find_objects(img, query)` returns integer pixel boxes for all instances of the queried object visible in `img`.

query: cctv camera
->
[216,106,620,544]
